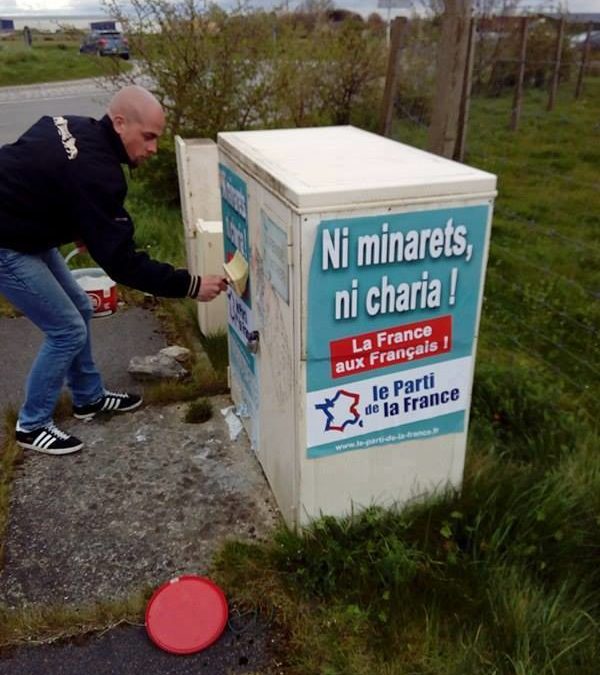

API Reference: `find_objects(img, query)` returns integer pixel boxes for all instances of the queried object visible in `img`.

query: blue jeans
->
[0,247,104,430]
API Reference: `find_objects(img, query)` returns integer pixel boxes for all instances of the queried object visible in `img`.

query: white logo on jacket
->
[52,116,78,160]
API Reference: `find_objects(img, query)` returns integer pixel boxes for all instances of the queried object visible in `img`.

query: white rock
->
[159,345,191,363]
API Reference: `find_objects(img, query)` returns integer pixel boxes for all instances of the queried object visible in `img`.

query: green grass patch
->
[0,410,23,564]
[200,330,229,377]
[215,426,600,673]
[0,296,18,318]
[0,587,151,649]
[184,397,213,423]
[0,38,131,87]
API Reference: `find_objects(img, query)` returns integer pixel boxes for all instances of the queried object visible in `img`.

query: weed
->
[0,587,152,649]
[0,410,23,564]
[184,397,213,423]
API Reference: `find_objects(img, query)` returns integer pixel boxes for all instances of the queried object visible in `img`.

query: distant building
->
[89,20,117,31]
[0,18,15,33]
[0,15,119,33]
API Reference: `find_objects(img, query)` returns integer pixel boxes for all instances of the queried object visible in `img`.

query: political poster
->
[306,204,491,459]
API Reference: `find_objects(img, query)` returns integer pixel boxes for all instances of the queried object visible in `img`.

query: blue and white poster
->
[219,164,258,446]
[306,204,491,459]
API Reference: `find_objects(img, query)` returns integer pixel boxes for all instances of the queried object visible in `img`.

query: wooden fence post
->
[547,17,565,112]
[574,22,593,100]
[455,16,477,162]
[510,16,529,131]
[428,0,472,158]
[379,17,408,138]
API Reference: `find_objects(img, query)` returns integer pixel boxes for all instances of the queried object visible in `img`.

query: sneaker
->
[73,390,143,420]
[15,422,83,455]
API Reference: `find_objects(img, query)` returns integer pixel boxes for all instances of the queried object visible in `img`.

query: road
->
[0,78,117,145]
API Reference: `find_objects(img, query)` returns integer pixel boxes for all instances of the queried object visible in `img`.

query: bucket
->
[65,248,118,318]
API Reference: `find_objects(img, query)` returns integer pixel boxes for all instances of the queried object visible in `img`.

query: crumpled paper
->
[220,406,243,441]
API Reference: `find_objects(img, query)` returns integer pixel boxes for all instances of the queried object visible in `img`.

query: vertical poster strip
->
[306,204,491,459]
[219,163,259,448]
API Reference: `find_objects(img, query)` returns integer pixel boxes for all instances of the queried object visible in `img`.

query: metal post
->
[510,16,529,131]
[379,18,409,137]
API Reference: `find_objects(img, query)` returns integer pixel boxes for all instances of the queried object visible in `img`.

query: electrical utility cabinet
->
[217,126,496,528]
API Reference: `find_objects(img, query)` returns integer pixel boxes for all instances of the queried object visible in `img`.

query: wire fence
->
[388,18,600,412]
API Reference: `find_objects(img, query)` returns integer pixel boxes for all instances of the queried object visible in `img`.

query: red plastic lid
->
[145,575,228,654]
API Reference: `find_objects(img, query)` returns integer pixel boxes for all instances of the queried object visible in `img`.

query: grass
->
[0,34,131,87]
[184,397,213,423]
[0,410,23,565]
[0,587,151,649]
[215,427,600,673]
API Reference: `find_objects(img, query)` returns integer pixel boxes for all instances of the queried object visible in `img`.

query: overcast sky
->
[1,0,598,16]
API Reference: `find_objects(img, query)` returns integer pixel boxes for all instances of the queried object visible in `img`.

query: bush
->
[134,136,180,208]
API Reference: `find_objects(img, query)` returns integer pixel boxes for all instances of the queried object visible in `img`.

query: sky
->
[0,0,598,16]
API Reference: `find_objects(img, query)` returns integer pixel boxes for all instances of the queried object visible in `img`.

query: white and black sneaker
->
[72,390,143,420]
[15,422,83,455]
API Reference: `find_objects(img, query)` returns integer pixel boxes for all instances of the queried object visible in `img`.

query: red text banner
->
[330,316,452,378]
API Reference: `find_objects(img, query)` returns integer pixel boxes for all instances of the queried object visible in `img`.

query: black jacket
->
[0,114,200,298]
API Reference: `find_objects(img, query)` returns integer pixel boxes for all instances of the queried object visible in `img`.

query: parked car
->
[79,30,129,59]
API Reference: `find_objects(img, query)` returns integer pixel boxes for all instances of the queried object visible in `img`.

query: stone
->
[127,354,189,381]
[159,345,191,363]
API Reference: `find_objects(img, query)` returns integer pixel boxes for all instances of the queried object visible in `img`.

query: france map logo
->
[315,390,362,432]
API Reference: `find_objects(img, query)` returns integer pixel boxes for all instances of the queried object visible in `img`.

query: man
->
[0,85,227,455]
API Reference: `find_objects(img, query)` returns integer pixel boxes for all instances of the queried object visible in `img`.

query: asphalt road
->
[0,78,115,145]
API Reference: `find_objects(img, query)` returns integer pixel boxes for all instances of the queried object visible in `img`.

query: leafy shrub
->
[134,136,180,208]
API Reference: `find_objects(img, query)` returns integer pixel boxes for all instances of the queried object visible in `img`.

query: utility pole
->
[377,0,411,49]
[379,18,409,137]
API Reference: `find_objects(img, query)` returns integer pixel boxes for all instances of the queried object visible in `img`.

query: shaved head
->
[107,85,165,166]
[108,85,163,123]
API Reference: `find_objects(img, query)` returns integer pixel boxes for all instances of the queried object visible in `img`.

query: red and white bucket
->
[65,248,118,318]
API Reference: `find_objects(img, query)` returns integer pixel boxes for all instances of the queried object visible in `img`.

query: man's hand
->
[197,275,228,302]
